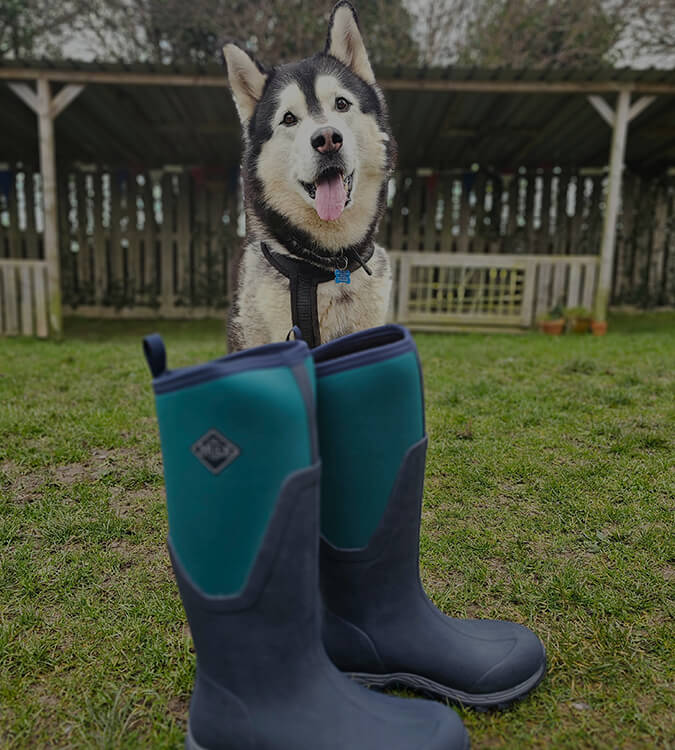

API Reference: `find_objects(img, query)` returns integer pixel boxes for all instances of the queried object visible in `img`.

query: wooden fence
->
[0,259,49,336]
[0,165,673,329]
[389,252,598,331]
[378,170,674,308]
[56,168,240,317]
[0,166,240,318]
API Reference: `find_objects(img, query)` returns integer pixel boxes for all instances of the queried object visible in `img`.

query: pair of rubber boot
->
[143,324,546,750]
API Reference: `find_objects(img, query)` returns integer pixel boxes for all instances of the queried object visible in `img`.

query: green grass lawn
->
[1,312,673,749]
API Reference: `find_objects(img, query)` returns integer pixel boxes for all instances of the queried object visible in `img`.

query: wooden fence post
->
[588,91,657,322]
[7,77,84,336]
[594,90,630,323]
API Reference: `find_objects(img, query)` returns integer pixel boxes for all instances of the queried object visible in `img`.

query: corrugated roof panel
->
[1,60,674,170]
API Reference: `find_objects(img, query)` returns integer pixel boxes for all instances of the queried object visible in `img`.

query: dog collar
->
[261,241,374,348]
[272,235,375,276]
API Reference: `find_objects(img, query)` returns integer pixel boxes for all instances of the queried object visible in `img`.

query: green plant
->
[563,306,592,320]
[538,303,565,322]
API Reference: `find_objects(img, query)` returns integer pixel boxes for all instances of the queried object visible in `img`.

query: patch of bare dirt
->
[420,566,466,594]
[36,688,61,711]
[167,695,190,720]
[110,487,162,519]
[556,548,599,566]
[53,446,143,488]
[3,447,162,506]
[55,462,92,485]
[1,460,49,503]
[105,537,169,571]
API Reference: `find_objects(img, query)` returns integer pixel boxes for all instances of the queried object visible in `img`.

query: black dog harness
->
[261,241,374,348]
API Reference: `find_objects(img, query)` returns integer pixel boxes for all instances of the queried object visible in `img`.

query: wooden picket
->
[0,259,50,337]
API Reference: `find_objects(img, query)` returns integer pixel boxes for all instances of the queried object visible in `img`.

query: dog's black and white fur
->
[223,1,396,351]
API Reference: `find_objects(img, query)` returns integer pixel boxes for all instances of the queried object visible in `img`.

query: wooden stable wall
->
[57,168,240,316]
[377,169,675,308]
[0,165,240,317]
[0,165,673,321]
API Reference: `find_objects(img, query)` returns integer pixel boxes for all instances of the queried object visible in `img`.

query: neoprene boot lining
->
[144,334,470,749]
[313,325,547,709]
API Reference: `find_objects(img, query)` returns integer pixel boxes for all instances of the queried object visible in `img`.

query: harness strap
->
[276,235,375,275]
[262,242,333,348]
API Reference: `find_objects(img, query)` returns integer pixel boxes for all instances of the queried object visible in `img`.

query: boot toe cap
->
[348,686,470,749]
[466,620,546,695]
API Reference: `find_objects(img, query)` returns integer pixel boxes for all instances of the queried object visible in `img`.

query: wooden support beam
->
[586,91,657,321]
[379,79,675,95]
[7,77,87,337]
[628,95,656,122]
[2,67,675,95]
[50,84,85,118]
[589,93,657,128]
[595,90,631,323]
[0,69,229,87]
[36,78,62,336]
[588,95,615,127]
[7,82,39,113]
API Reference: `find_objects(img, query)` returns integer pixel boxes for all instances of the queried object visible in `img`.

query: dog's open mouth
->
[300,168,353,222]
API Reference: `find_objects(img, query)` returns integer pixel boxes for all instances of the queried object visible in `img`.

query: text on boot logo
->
[191,429,241,474]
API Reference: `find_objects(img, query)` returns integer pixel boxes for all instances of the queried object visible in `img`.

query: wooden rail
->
[388,252,599,330]
[2,68,674,95]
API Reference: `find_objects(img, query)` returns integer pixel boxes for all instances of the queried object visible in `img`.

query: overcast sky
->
[58,4,675,69]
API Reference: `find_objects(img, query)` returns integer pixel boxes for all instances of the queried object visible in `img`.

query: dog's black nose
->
[311,127,343,154]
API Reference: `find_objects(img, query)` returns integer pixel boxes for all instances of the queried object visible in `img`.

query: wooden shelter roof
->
[1,59,674,172]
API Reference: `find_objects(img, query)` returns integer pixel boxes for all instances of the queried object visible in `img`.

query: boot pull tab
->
[286,326,304,342]
[143,333,167,378]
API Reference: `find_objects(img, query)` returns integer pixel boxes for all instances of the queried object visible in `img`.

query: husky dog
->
[223,1,396,351]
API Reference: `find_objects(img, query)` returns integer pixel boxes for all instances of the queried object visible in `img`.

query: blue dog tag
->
[335,268,351,284]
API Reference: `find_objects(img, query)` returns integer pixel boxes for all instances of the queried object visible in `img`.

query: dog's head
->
[223,1,396,254]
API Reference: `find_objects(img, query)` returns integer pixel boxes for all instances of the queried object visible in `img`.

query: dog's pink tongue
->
[315,173,346,221]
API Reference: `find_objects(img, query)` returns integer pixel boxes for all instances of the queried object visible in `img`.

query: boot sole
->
[349,658,547,711]
[186,724,471,750]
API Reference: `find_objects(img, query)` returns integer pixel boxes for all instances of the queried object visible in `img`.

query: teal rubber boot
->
[313,325,547,710]
[143,334,469,749]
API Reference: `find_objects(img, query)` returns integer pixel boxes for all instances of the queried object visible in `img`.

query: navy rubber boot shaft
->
[313,325,547,709]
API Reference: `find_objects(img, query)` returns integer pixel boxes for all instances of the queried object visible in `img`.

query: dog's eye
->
[335,97,351,112]
[281,112,297,126]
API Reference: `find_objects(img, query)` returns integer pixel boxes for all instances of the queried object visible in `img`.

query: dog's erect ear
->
[326,2,375,84]
[223,43,268,123]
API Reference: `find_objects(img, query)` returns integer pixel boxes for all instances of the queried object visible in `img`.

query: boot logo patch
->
[191,429,240,474]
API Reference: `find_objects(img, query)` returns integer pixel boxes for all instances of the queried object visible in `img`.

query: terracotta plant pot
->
[569,318,591,334]
[538,318,565,335]
[591,320,608,336]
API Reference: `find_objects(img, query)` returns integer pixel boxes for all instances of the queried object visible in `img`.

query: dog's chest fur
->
[230,240,392,349]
